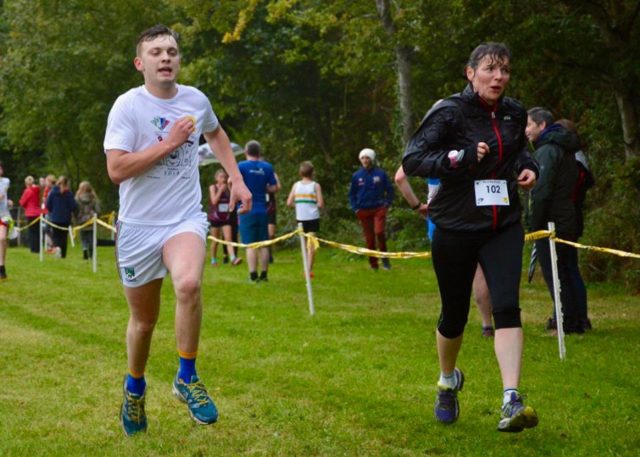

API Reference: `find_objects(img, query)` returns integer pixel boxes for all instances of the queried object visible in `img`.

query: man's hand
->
[517,169,537,190]
[229,176,252,214]
[165,117,195,149]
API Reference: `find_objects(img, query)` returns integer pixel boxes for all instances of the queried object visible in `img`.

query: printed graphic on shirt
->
[149,116,196,178]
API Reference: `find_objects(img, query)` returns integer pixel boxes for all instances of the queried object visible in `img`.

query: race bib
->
[475,180,509,206]
[218,203,229,212]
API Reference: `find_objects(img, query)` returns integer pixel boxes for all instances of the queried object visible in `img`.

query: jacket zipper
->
[490,108,503,230]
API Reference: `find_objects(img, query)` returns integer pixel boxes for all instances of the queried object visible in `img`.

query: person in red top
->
[19,176,42,253]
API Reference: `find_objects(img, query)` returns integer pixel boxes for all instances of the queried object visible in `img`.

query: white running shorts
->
[115,213,208,288]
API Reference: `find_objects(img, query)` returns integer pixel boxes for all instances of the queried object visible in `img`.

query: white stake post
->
[92,216,98,273]
[68,226,75,248]
[39,217,44,262]
[298,223,315,316]
[548,222,566,360]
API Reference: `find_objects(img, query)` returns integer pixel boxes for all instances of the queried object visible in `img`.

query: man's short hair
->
[245,140,262,158]
[528,107,554,127]
[136,24,179,56]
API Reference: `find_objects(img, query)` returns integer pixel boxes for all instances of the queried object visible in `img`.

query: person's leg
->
[268,222,276,263]
[535,238,557,325]
[222,224,240,264]
[373,207,390,269]
[210,226,220,265]
[163,230,218,425]
[59,228,69,258]
[431,228,477,424]
[479,223,537,432]
[28,217,40,253]
[120,278,163,436]
[163,232,206,361]
[240,215,259,281]
[257,214,270,280]
[473,264,494,335]
[555,241,583,333]
[51,227,67,258]
[357,209,377,268]
[0,224,7,278]
[567,246,590,328]
[124,279,163,382]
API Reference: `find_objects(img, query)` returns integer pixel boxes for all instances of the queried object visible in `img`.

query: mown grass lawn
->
[0,241,638,456]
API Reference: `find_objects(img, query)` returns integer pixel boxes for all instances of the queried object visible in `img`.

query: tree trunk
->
[614,86,640,160]
[375,0,415,144]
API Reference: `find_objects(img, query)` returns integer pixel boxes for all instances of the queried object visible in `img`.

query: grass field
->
[0,241,638,456]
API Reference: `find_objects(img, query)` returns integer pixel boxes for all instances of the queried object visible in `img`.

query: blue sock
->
[178,356,197,382]
[126,373,146,396]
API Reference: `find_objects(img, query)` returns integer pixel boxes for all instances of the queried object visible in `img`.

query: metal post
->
[548,222,566,360]
[298,223,315,316]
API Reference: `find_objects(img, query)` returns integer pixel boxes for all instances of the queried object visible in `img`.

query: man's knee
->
[131,318,157,336]
[173,275,202,299]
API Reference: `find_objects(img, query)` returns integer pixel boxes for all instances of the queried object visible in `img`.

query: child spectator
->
[287,161,324,277]
[208,169,242,266]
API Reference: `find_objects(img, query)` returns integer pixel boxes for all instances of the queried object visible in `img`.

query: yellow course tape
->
[18,213,640,260]
[17,215,42,231]
[208,228,302,249]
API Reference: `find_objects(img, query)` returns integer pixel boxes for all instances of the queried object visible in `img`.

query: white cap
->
[358,148,376,161]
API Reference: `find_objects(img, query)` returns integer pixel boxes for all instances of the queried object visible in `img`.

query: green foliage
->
[1,0,639,284]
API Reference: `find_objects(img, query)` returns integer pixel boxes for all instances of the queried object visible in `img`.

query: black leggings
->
[51,226,69,258]
[432,222,524,338]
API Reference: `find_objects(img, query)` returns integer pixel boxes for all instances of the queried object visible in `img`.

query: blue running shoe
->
[120,379,147,436]
[434,368,464,424]
[497,392,539,432]
[172,373,219,425]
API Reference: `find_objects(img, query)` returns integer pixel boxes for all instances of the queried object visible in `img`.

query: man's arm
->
[106,117,195,185]
[203,126,252,213]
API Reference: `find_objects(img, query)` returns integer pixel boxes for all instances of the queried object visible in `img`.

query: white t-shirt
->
[293,180,320,221]
[0,177,10,217]
[104,84,219,225]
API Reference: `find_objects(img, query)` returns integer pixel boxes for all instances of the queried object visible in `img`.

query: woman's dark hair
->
[466,42,511,70]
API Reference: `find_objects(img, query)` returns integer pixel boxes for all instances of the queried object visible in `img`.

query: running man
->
[104,24,252,436]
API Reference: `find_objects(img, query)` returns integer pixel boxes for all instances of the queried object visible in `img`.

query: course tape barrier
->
[16,215,42,231]
[16,215,640,261]
[209,227,640,261]
[17,214,117,237]
[208,228,301,249]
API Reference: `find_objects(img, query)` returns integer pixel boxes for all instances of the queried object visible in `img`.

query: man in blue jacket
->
[349,148,394,270]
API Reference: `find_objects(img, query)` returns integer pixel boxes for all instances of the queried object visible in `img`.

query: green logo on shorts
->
[124,267,136,281]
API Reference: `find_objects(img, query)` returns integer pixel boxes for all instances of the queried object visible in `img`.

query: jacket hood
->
[537,124,580,153]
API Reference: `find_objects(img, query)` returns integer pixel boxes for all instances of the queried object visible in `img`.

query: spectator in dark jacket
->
[526,108,583,334]
[557,118,595,330]
[349,148,394,270]
[19,176,42,253]
[46,176,77,258]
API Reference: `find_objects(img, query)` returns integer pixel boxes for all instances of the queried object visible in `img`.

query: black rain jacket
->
[402,84,538,232]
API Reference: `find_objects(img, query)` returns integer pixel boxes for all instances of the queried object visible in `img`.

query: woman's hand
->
[477,142,490,162]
